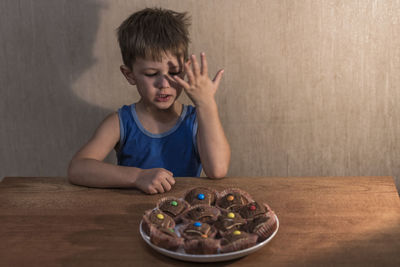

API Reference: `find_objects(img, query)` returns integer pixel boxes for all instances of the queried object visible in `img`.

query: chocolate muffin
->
[149,225,183,251]
[245,212,278,242]
[180,204,220,224]
[180,221,219,254]
[220,230,258,253]
[157,197,190,219]
[238,202,267,220]
[142,209,175,235]
[141,187,278,254]
[183,238,220,255]
[216,188,253,211]
[184,187,217,206]
[214,210,247,236]
[180,221,217,240]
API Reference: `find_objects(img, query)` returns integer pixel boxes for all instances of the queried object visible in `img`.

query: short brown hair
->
[117,7,191,69]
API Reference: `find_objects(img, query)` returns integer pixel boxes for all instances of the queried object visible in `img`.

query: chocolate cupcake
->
[180,221,217,240]
[220,230,258,253]
[244,211,277,242]
[179,204,221,224]
[183,238,220,255]
[216,188,253,211]
[213,210,247,236]
[238,201,267,220]
[141,187,278,254]
[180,221,219,254]
[149,225,183,251]
[142,209,175,236]
[184,187,217,206]
[157,197,190,220]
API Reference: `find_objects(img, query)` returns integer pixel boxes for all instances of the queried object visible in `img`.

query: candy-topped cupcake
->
[180,221,220,254]
[243,204,277,241]
[157,197,190,220]
[180,221,217,240]
[219,230,258,253]
[213,210,247,237]
[179,204,221,224]
[216,188,253,211]
[184,187,217,206]
[148,224,183,251]
[238,201,267,220]
[142,209,175,235]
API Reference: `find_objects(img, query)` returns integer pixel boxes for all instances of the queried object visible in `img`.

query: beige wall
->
[1,0,399,192]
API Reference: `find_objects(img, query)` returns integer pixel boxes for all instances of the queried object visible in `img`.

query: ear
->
[120,65,136,85]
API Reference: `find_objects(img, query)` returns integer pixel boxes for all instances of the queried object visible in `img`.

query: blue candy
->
[197,193,205,200]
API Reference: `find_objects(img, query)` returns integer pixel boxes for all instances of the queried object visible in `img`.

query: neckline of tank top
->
[130,104,188,138]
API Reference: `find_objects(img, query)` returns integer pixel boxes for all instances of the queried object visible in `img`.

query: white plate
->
[139,214,279,263]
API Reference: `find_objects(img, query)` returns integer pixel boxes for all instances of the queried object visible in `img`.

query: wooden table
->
[1,176,399,266]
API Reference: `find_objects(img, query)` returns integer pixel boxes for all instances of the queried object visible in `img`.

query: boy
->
[68,7,230,194]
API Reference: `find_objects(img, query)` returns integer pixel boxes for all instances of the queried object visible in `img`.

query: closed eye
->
[169,71,182,76]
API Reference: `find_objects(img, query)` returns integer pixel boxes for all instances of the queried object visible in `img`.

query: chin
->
[154,101,175,110]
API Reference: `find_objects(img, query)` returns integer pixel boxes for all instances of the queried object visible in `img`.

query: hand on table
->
[134,168,175,194]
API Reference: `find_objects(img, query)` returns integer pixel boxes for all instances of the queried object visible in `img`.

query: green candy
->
[171,200,178,206]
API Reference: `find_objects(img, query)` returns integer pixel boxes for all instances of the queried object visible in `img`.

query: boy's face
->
[121,52,185,111]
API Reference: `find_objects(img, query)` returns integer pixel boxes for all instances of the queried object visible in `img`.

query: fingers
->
[161,179,172,192]
[150,170,175,194]
[213,69,224,89]
[200,52,208,76]
[147,187,158,195]
[173,75,189,89]
[165,169,174,177]
[184,60,195,85]
[191,54,201,76]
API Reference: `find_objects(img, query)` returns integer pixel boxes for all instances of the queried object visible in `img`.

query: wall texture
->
[1,0,400,192]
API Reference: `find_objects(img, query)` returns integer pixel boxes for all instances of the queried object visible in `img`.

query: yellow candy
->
[233,230,241,235]
[227,195,234,201]
[156,214,164,220]
[227,212,235,219]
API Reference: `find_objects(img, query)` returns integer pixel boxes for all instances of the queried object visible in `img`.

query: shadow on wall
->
[0,1,113,179]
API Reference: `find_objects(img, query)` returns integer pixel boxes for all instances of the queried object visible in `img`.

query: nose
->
[156,75,170,89]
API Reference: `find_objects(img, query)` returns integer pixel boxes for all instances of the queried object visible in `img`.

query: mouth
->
[155,94,172,102]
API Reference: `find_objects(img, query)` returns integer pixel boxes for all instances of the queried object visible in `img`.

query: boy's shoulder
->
[185,104,196,113]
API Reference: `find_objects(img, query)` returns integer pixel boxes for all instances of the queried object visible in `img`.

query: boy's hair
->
[117,7,191,69]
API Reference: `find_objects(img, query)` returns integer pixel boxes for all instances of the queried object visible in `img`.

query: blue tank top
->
[116,104,202,177]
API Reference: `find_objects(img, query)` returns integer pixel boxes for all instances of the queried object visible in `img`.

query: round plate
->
[139,214,279,263]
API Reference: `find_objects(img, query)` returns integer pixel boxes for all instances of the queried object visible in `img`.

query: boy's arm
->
[68,113,174,193]
[196,99,231,178]
[174,53,231,178]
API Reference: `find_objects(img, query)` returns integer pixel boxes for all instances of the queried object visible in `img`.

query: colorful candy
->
[227,212,235,219]
[194,222,202,227]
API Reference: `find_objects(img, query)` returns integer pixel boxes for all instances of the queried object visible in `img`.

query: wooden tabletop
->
[1,176,399,267]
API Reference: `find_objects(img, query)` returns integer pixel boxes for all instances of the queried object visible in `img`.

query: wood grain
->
[1,176,399,266]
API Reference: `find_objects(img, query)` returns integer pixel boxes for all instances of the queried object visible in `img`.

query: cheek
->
[136,77,155,89]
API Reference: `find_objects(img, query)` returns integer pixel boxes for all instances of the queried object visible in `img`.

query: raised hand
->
[173,53,224,107]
